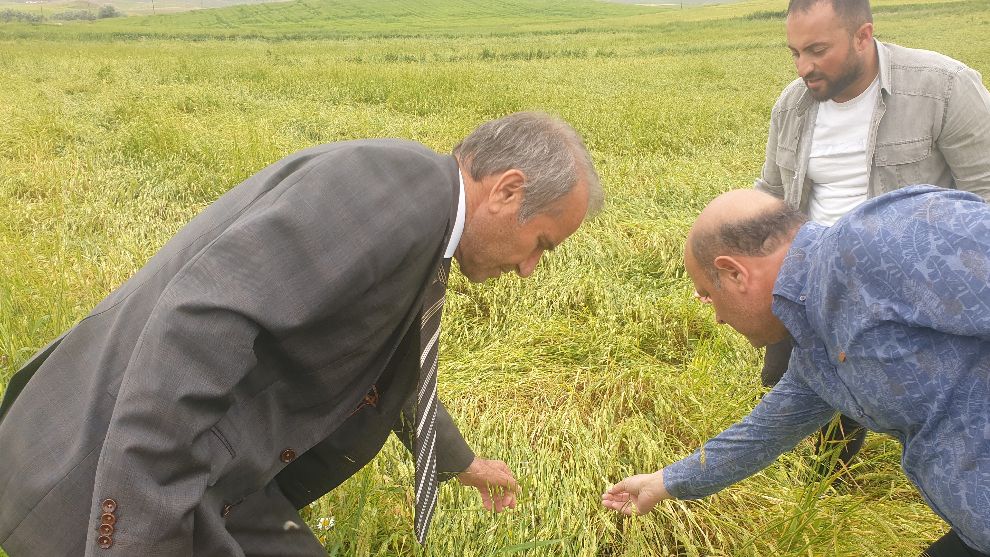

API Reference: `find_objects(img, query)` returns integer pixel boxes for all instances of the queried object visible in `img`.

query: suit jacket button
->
[101,513,116,526]
[99,523,114,536]
[97,535,113,549]
[280,448,297,463]
[101,498,118,513]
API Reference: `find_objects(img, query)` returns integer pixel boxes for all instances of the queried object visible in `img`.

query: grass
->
[2,0,989,554]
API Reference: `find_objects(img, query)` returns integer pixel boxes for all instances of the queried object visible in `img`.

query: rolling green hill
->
[122,0,661,36]
[3,0,984,39]
[3,0,669,37]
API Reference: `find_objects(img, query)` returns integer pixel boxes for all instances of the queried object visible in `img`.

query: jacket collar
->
[875,40,892,95]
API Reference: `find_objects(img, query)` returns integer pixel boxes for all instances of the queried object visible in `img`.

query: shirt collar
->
[772,222,827,348]
[443,170,466,259]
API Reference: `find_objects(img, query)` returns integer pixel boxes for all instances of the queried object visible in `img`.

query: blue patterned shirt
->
[663,186,990,551]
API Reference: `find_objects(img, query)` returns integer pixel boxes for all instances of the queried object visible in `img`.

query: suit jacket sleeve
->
[394,399,475,481]
[85,143,456,555]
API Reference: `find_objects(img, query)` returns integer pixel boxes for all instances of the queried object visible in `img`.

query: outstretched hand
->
[601,470,670,515]
[456,457,520,512]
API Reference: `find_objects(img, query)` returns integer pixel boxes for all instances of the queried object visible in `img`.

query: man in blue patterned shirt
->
[603,186,990,556]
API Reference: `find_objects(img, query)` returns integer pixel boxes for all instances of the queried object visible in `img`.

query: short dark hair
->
[787,0,872,32]
[691,204,808,284]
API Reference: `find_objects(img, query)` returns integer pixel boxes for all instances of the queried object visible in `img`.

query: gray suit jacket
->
[0,139,474,556]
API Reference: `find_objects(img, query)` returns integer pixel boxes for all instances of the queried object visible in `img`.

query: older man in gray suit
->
[0,111,603,556]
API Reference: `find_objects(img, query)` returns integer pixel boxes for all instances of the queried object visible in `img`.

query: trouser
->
[762,338,867,474]
[923,530,990,557]
[225,481,328,557]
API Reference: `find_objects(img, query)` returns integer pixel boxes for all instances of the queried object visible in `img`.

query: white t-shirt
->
[807,76,881,225]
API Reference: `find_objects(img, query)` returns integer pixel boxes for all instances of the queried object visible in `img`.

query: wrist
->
[654,469,672,499]
[455,457,479,483]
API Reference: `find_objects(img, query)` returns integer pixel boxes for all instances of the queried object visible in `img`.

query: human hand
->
[456,457,519,512]
[601,470,670,515]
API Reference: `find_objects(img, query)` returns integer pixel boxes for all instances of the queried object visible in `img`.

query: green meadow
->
[2,0,989,555]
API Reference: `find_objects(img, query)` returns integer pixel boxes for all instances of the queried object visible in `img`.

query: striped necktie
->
[414,257,451,545]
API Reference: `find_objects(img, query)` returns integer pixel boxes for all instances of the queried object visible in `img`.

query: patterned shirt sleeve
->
[662,370,834,499]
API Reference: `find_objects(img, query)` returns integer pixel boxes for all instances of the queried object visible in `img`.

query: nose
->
[795,55,812,78]
[714,311,726,325]
[516,250,544,278]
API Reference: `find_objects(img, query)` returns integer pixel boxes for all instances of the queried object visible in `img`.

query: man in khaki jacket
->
[754,0,990,474]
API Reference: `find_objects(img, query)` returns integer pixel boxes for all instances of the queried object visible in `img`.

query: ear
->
[853,22,873,51]
[485,169,526,214]
[713,255,751,292]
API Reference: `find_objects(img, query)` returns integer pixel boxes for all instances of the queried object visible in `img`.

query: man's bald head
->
[689,190,808,284]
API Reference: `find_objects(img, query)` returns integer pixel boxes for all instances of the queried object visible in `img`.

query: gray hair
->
[453,111,603,222]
